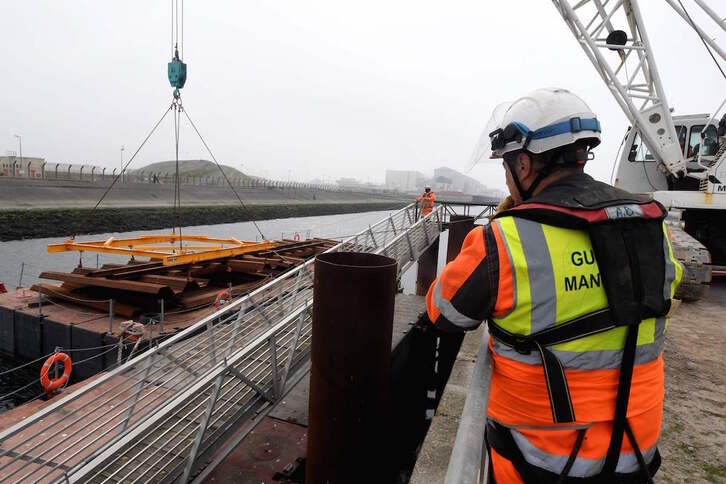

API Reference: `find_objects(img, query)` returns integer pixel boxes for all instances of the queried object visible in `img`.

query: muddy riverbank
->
[0,202,407,241]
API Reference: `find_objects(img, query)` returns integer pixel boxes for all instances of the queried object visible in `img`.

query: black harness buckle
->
[513,335,533,355]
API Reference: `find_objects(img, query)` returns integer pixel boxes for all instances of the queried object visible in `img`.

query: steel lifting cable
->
[84,105,173,223]
[677,0,726,81]
[171,0,183,59]
[182,107,268,240]
[172,99,184,249]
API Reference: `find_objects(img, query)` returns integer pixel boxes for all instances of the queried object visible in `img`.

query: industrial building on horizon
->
[0,156,45,178]
[384,167,505,198]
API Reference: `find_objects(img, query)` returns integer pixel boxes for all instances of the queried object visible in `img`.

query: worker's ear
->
[517,152,534,179]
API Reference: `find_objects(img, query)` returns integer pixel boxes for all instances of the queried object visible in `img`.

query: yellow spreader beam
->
[47,234,277,266]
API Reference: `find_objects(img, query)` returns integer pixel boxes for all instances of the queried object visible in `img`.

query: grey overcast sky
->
[1,1,725,190]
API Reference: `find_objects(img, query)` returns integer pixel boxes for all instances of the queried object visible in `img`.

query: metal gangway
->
[0,203,445,483]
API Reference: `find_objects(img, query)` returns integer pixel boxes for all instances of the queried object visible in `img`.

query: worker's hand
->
[488,196,515,219]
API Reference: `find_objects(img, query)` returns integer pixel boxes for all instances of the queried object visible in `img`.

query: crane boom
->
[551,0,687,176]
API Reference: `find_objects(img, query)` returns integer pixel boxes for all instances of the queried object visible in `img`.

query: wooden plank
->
[39,271,173,296]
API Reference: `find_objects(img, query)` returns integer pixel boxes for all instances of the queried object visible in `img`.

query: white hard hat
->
[470,87,601,165]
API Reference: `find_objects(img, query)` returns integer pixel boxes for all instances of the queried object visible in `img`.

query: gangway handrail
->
[444,327,493,484]
[68,300,315,483]
[0,202,445,483]
[68,205,444,482]
[0,202,416,442]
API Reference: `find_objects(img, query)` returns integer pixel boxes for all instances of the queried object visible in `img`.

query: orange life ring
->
[215,289,231,309]
[293,232,301,241]
[40,353,72,395]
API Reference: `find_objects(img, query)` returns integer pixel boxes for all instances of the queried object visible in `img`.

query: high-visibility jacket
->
[426,174,682,482]
[418,192,436,216]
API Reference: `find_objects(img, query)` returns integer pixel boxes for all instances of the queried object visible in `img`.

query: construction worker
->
[418,186,436,217]
[426,88,682,483]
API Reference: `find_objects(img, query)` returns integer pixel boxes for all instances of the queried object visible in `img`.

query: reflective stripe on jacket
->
[418,192,436,214]
[426,216,682,477]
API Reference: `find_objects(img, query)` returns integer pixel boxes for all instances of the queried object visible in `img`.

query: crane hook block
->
[168,50,187,97]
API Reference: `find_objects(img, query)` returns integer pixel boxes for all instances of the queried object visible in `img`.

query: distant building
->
[385,170,426,193]
[0,156,45,178]
[336,177,363,188]
[432,167,493,196]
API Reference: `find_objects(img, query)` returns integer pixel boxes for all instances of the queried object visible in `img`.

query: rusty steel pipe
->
[307,252,397,484]
[416,237,439,296]
[446,215,475,263]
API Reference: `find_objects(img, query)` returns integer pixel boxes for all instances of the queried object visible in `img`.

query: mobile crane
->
[552,0,726,300]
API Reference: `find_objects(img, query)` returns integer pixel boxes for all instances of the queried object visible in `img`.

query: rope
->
[0,340,136,379]
[676,0,726,81]
[88,105,173,217]
[61,342,126,353]
[0,379,41,401]
[39,288,111,305]
[23,391,49,405]
[0,342,136,402]
[0,352,56,378]
[182,107,267,240]
[70,345,120,367]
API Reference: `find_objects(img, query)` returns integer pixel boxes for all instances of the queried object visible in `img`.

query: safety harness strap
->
[601,323,639,475]
[488,309,615,424]
[486,420,661,483]
[536,342,576,423]
[488,308,613,353]
[603,229,646,476]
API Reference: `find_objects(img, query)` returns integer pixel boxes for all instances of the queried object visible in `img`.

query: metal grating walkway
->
[0,203,445,483]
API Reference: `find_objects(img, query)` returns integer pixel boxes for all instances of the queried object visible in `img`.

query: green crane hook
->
[168,45,187,99]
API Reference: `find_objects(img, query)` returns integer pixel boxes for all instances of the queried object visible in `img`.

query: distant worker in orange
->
[417,185,436,217]
[426,88,681,482]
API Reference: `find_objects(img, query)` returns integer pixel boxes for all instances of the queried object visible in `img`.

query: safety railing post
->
[206,318,217,365]
[159,299,164,335]
[108,299,114,334]
[17,262,25,289]
[120,355,153,434]
[181,374,224,483]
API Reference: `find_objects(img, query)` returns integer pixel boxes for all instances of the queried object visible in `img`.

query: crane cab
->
[613,113,720,192]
